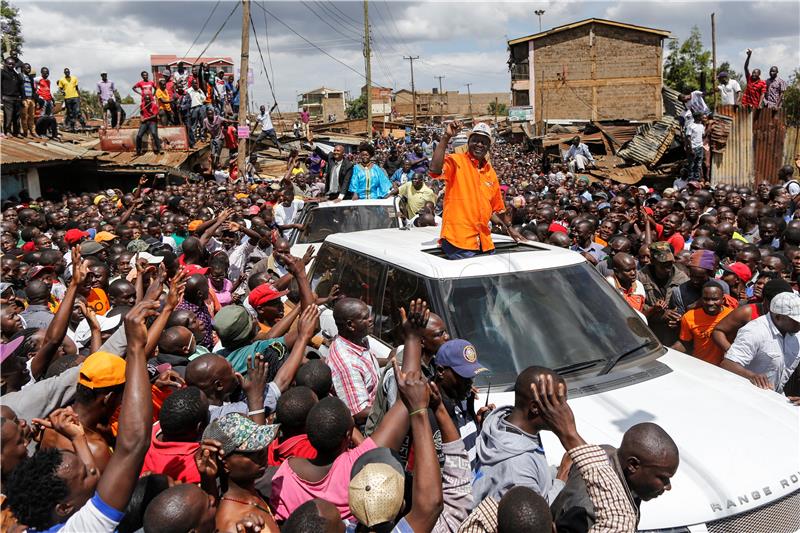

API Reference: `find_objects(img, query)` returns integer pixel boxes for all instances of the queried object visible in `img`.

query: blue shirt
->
[349,164,393,199]
[563,143,595,163]
[391,168,413,184]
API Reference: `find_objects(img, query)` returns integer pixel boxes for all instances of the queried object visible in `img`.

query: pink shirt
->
[270,437,377,520]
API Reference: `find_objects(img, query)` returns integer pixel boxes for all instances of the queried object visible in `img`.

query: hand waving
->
[399,298,430,339]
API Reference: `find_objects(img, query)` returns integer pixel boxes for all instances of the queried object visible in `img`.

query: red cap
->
[65,229,89,245]
[548,222,568,234]
[21,241,35,252]
[723,262,752,284]
[248,284,288,307]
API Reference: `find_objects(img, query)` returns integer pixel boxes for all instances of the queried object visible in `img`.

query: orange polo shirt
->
[430,152,504,251]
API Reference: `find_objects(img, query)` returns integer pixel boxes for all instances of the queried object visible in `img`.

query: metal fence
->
[711,106,788,187]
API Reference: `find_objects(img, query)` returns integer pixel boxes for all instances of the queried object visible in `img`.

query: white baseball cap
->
[468,122,493,144]
[129,252,165,268]
[770,292,800,322]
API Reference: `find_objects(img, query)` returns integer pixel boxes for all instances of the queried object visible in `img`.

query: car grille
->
[706,489,800,533]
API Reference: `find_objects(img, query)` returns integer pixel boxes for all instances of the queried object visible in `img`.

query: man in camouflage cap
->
[638,241,689,345]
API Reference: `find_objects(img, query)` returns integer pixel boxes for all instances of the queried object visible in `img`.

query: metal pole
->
[364,0,372,140]
[237,0,250,178]
[404,55,419,129]
[435,75,445,119]
[494,96,498,125]
[535,10,545,32]
[465,82,473,121]
[711,12,717,110]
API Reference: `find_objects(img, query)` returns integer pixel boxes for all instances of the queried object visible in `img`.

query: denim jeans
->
[688,146,704,181]
[441,239,495,260]
[136,120,161,153]
[64,97,85,129]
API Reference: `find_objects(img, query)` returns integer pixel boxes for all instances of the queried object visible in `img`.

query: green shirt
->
[216,337,286,374]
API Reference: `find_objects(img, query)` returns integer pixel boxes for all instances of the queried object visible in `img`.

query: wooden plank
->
[539,76,661,89]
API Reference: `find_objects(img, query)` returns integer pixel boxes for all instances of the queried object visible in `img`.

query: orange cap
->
[94,231,118,243]
[188,219,203,232]
[78,351,127,389]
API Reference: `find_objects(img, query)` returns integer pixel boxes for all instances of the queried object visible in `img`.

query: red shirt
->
[655,224,686,253]
[742,79,766,108]
[141,99,159,121]
[140,423,201,483]
[134,80,157,99]
[268,434,317,466]
[37,78,52,101]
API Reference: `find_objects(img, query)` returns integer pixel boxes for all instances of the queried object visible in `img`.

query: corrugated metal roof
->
[662,87,685,118]
[508,18,670,45]
[712,107,753,187]
[616,116,678,165]
[785,126,799,168]
[96,151,193,168]
[0,136,103,166]
[753,108,787,184]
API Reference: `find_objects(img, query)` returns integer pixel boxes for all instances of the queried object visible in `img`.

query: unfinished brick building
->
[508,18,670,123]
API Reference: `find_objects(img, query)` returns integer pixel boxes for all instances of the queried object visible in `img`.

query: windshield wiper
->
[599,340,658,376]
[554,359,606,375]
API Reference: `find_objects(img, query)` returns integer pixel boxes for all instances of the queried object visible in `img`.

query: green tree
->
[346,94,367,119]
[119,94,135,105]
[784,69,800,126]
[488,101,508,116]
[0,0,23,59]
[54,88,102,119]
[663,26,712,94]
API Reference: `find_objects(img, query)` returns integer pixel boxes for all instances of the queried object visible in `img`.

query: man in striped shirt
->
[327,298,380,428]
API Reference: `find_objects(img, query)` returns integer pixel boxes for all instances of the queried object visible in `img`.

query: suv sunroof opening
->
[424,241,547,258]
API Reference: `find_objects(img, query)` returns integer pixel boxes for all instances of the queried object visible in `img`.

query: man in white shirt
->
[254,103,282,153]
[563,136,595,173]
[717,72,741,106]
[274,193,305,240]
[186,79,207,139]
[721,292,800,394]
[686,112,705,182]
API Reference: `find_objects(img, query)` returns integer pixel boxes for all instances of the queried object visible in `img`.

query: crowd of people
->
[0,50,798,533]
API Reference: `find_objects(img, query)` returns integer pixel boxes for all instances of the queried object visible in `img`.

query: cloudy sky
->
[15,0,800,113]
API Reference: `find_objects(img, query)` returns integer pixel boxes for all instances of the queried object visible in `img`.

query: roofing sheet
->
[0,136,103,166]
[616,116,678,165]
[508,18,670,45]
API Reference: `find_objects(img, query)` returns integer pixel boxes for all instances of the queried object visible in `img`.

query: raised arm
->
[396,364,443,533]
[95,300,158,511]
[744,49,752,80]
[29,248,86,380]
[430,121,460,175]
[144,269,187,356]
[271,306,319,391]
[199,208,233,247]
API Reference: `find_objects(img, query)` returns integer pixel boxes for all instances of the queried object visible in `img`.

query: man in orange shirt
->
[673,281,733,365]
[429,121,522,259]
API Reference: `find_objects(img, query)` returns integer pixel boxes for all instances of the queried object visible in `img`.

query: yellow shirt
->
[155,88,172,112]
[398,181,436,218]
[57,76,80,99]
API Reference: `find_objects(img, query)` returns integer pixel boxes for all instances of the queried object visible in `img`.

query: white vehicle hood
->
[485,349,800,530]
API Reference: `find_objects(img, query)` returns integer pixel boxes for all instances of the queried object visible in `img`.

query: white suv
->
[308,225,800,533]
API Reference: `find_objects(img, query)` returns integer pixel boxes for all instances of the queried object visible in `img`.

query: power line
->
[326,1,363,28]
[312,0,363,34]
[253,2,387,87]
[260,1,275,86]
[300,0,362,43]
[249,12,279,107]
[193,2,241,65]
[180,0,222,62]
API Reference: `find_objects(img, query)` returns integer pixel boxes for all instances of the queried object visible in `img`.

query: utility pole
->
[364,0,372,140]
[404,55,419,129]
[711,12,717,109]
[534,9,545,32]
[435,75,445,119]
[465,82,473,121]
[493,96,498,125]
[237,0,250,179]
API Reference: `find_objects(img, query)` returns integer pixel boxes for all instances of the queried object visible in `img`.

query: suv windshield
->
[439,263,659,385]
[296,205,398,244]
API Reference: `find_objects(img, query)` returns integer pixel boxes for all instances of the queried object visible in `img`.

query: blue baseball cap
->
[435,339,487,378]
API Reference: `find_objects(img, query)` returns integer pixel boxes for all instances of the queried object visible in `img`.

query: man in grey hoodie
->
[472,366,565,507]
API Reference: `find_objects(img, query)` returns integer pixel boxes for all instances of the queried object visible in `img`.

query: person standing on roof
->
[97,72,120,128]
[742,49,766,109]
[429,121,522,260]
[563,136,595,174]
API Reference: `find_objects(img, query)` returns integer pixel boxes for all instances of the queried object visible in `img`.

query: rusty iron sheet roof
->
[95,150,193,168]
[617,116,678,165]
[662,87,685,118]
[0,136,103,166]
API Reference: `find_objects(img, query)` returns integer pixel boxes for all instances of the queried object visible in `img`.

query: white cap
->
[129,252,165,268]
[468,122,493,144]
[71,313,122,347]
[770,292,800,322]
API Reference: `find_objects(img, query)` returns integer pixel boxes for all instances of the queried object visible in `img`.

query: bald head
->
[184,274,209,304]
[185,354,230,394]
[618,422,680,501]
[548,231,570,248]
[158,326,194,356]
[612,252,636,271]
[333,297,368,326]
[143,484,214,533]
